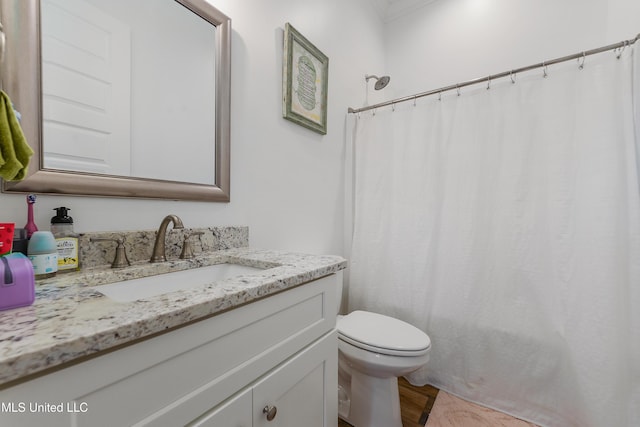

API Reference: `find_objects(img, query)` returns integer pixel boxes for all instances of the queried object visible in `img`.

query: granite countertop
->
[0,248,347,387]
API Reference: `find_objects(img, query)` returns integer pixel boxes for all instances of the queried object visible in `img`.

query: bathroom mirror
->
[0,0,231,201]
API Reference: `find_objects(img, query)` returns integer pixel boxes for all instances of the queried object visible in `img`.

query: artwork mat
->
[282,23,328,135]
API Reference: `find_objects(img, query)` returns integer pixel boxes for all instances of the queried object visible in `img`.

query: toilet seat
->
[337,310,431,357]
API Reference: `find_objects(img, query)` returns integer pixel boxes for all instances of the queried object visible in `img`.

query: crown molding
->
[372,0,390,21]
[380,0,439,23]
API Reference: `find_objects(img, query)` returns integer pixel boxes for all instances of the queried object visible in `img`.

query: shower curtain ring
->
[456,85,460,96]
[486,77,491,90]
[542,62,548,78]
[413,95,417,106]
[616,42,627,59]
[392,102,396,112]
[578,52,586,69]
[438,91,442,101]
[510,70,516,84]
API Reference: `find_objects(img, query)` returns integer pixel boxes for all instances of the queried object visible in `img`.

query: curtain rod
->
[347,32,640,114]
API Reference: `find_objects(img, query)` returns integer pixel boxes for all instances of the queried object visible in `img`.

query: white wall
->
[0,0,386,256]
[384,0,640,100]
[11,0,634,256]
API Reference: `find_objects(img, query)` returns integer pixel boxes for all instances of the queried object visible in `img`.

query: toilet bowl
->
[336,310,431,427]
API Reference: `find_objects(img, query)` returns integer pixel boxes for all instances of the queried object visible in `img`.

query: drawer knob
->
[263,405,277,421]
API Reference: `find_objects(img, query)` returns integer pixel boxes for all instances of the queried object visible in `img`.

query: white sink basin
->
[93,263,264,303]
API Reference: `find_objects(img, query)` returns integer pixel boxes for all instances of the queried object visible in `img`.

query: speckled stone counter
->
[0,248,346,387]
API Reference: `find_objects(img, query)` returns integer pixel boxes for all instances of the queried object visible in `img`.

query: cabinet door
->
[187,388,252,427]
[253,330,337,427]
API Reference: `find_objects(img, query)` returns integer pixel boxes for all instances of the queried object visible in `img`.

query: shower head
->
[365,74,391,90]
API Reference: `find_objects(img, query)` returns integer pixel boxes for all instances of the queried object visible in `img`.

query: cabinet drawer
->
[187,388,252,427]
[0,273,338,427]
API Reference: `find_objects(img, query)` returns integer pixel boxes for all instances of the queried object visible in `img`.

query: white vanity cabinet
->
[0,273,340,427]
[189,388,252,426]
[252,329,336,427]
[191,329,336,427]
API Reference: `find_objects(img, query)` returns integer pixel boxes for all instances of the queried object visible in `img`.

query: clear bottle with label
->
[27,231,58,279]
[51,207,80,272]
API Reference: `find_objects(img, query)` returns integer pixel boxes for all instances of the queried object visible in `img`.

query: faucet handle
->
[91,237,131,268]
[180,232,204,260]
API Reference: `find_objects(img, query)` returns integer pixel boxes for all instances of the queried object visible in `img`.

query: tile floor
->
[338,378,540,427]
[425,390,540,427]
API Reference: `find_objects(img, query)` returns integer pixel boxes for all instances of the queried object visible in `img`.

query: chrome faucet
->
[150,214,184,263]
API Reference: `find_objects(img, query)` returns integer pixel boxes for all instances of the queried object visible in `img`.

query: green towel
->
[0,90,34,181]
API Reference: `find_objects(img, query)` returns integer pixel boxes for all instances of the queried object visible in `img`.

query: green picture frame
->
[282,23,328,135]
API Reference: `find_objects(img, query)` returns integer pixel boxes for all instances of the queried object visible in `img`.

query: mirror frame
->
[0,0,231,202]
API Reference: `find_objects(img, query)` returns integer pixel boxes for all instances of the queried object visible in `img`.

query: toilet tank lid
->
[337,310,431,353]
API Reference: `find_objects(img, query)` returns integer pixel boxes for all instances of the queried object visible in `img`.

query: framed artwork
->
[282,23,328,135]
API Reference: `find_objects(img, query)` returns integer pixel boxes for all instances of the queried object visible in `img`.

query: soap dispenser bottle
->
[27,231,58,279]
[51,207,80,272]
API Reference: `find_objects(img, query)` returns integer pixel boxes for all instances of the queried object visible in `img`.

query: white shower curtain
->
[347,47,640,427]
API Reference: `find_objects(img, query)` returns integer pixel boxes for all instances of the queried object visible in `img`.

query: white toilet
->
[336,309,431,427]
